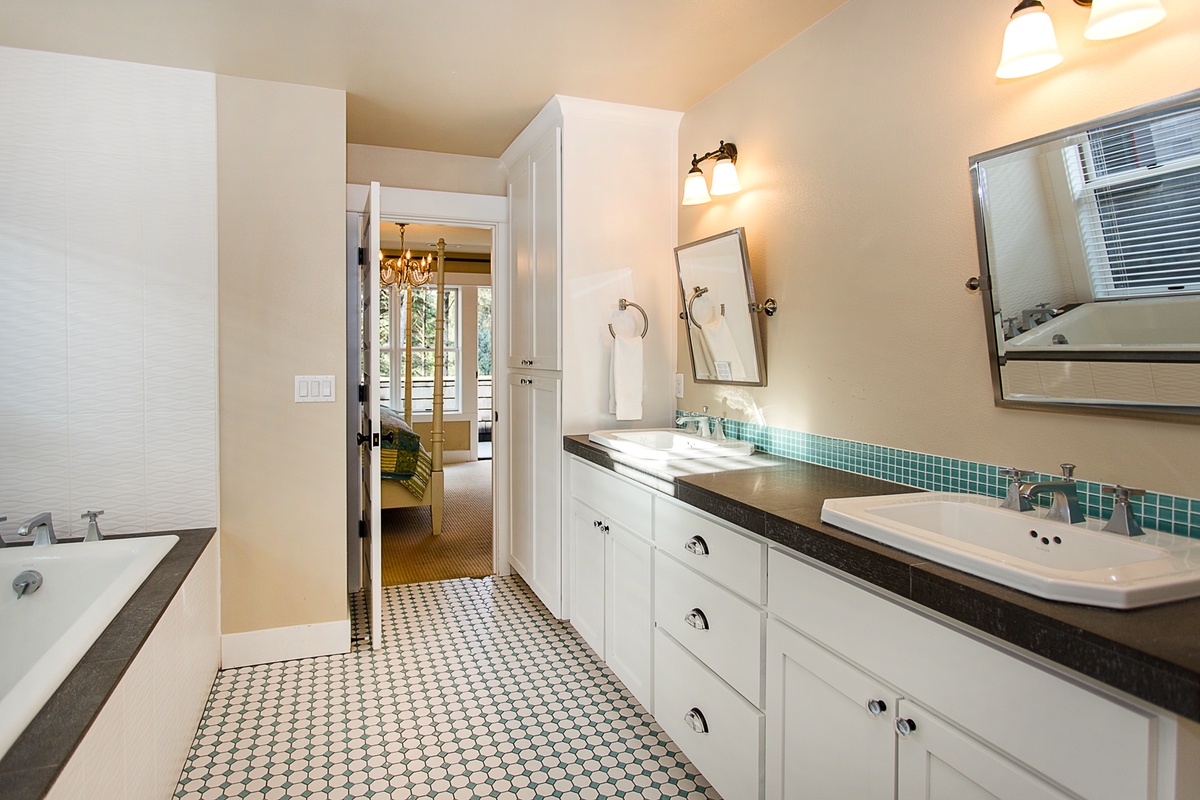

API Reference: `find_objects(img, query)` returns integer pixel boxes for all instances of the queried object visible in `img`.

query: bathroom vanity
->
[563,435,1200,800]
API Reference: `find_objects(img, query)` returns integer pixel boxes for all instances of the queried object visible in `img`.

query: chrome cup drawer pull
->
[684,608,709,630]
[866,699,887,717]
[684,708,709,734]
[683,536,709,556]
[895,717,917,737]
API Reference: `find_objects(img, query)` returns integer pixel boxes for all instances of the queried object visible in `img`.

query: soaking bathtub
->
[1006,296,1200,353]
[0,530,218,800]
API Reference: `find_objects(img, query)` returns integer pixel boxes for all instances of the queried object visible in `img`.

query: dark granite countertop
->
[565,435,1200,723]
[0,528,216,800]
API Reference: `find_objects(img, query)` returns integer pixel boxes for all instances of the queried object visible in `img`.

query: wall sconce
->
[996,0,1167,80]
[682,141,741,206]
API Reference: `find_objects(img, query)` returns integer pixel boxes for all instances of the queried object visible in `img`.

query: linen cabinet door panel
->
[654,629,764,800]
[507,152,534,369]
[528,126,561,370]
[568,498,606,659]
[895,700,1074,800]
[655,552,764,705]
[506,373,561,616]
[765,619,898,800]
[604,522,654,711]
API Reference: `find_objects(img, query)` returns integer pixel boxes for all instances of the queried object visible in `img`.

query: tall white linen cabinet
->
[500,96,682,617]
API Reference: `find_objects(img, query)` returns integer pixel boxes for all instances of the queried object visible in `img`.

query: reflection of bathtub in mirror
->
[1005,296,1200,354]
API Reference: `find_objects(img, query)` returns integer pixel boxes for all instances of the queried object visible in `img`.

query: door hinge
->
[357,246,365,266]
[358,383,367,402]
[373,432,380,447]
[358,519,367,538]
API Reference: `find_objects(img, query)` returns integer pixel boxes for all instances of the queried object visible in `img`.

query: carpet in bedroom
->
[380,459,493,586]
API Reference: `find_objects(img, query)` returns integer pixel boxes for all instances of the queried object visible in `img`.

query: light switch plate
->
[674,373,685,399]
[295,375,336,403]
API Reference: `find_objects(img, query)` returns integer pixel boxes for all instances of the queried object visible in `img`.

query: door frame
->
[346,184,510,583]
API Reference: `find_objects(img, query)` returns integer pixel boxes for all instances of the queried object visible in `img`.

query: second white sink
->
[821,492,1200,609]
[588,428,754,460]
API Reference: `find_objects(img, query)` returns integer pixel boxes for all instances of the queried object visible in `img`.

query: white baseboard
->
[221,618,351,669]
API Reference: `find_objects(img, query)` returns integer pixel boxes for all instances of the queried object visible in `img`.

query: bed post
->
[430,239,447,536]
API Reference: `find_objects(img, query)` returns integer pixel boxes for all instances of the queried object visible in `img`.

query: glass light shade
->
[709,158,742,195]
[682,168,711,205]
[1084,0,1166,40]
[995,5,1064,79]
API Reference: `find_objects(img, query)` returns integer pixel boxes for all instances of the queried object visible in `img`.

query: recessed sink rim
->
[587,428,754,460]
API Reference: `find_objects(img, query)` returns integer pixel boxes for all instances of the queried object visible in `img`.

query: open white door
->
[359,182,383,649]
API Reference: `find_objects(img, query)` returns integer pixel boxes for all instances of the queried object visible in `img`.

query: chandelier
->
[381,223,433,288]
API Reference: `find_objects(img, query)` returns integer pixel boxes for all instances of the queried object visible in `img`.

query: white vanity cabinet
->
[767,547,1177,800]
[567,458,655,710]
[652,496,768,800]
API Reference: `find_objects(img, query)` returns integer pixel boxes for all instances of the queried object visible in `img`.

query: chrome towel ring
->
[685,286,725,330]
[608,298,648,339]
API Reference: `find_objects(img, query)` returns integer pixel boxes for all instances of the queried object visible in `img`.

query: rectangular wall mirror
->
[676,227,767,386]
[970,89,1200,422]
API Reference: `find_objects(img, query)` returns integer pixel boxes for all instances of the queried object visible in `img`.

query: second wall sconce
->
[682,141,741,206]
[996,0,1167,80]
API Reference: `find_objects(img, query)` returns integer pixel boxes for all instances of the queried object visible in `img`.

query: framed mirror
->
[676,227,768,386]
[969,89,1200,422]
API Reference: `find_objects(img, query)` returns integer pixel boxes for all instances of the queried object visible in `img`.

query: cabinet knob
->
[600,524,609,533]
[895,718,917,737]
[684,608,709,630]
[684,708,709,734]
[683,536,709,556]
[593,520,602,528]
[867,699,888,717]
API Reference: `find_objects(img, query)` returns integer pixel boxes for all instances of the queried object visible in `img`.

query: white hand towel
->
[610,315,643,421]
[700,315,747,381]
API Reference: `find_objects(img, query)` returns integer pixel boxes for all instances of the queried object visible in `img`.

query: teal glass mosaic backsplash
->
[696,416,1200,539]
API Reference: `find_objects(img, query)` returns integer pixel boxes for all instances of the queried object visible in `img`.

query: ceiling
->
[0,0,844,158]
[381,223,491,255]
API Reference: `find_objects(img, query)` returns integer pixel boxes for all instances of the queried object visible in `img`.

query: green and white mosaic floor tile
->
[175,576,721,799]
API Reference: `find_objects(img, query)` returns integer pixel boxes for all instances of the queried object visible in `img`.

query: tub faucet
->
[1020,464,1086,524]
[81,510,106,542]
[17,512,58,546]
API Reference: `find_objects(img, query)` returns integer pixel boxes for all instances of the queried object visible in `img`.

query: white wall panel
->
[0,46,217,541]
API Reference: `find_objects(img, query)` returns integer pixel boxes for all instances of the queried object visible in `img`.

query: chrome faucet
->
[17,512,58,546]
[998,468,1034,512]
[1020,464,1086,524]
[81,510,106,542]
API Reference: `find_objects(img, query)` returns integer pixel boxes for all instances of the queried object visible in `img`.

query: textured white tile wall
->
[0,46,217,539]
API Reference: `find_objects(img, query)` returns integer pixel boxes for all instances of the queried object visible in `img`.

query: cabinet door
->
[506,372,561,615]
[895,700,1073,800]
[766,619,898,800]
[506,153,534,369]
[605,522,654,712]
[569,498,606,658]
[529,126,561,369]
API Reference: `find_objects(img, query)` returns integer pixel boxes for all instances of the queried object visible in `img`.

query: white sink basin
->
[588,428,754,460]
[821,492,1200,609]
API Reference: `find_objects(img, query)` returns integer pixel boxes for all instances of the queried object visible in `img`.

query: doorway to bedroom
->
[377,222,495,586]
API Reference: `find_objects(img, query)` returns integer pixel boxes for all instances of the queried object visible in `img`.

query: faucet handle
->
[999,467,1034,483]
[1060,463,1076,479]
[1103,485,1145,501]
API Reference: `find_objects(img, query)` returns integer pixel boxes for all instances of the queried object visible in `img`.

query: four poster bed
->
[378,238,447,536]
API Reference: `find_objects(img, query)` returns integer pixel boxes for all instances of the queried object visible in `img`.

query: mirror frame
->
[969,89,1200,424]
[675,227,768,387]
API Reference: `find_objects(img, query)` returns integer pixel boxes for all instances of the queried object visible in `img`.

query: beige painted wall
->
[347,143,506,196]
[678,0,1200,498]
[217,76,349,634]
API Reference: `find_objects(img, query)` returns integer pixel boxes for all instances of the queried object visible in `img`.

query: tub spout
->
[17,512,57,546]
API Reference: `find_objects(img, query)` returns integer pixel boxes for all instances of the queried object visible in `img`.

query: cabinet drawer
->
[570,458,652,540]
[654,497,765,603]
[655,552,764,706]
[768,548,1156,800]
[654,629,764,800]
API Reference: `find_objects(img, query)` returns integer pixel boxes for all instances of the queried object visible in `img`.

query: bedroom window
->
[381,285,461,413]
[1064,105,1200,299]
